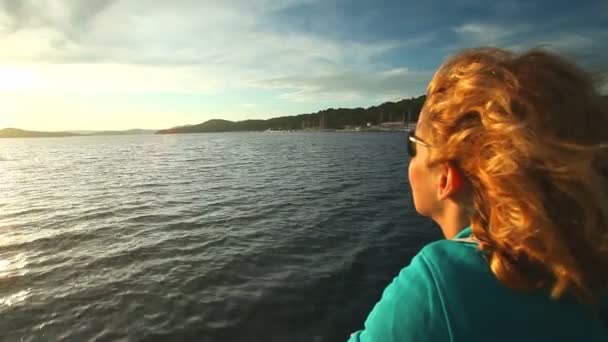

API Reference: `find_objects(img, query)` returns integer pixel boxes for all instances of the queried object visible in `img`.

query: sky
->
[0,0,607,131]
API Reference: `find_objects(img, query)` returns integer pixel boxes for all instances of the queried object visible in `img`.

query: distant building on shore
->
[379,121,407,130]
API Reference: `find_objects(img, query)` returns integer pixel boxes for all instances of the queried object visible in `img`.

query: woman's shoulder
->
[418,235,608,341]
[419,231,489,280]
[350,237,608,341]
[348,235,488,342]
[348,244,453,342]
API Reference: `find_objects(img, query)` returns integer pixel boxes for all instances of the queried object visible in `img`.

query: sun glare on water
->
[0,252,30,310]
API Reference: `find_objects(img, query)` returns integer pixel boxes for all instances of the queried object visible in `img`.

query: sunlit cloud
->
[0,0,606,130]
[256,68,431,103]
[0,0,418,96]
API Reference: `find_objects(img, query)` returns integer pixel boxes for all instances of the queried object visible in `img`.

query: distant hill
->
[157,96,427,134]
[158,94,608,135]
[157,120,242,134]
[0,128,158,139]
[0,128,80,138]
[4,94,605,138]
[68,130,97,135]
[85,129,157,136]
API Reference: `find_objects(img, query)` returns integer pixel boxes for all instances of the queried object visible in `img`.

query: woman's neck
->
[434,200,472,239]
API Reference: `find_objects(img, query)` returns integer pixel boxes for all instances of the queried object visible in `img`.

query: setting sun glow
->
[0,66,38,91]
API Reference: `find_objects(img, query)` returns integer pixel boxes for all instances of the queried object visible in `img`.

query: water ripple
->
[0,132,441,341]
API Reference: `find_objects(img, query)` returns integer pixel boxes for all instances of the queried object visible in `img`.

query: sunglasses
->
[407,129,432,157]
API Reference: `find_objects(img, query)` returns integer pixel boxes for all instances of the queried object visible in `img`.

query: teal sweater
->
[349,227,608,341]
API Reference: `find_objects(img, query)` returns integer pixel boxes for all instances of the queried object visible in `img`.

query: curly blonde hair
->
[421,47,608,307]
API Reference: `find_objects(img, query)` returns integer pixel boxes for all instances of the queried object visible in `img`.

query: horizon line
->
[3,95,429,133]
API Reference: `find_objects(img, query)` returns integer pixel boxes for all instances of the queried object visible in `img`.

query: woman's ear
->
[437,162,465,200]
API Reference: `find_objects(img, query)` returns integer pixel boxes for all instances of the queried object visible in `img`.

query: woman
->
[349,47,608,341]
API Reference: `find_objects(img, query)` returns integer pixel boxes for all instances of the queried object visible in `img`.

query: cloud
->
[450,20,607,66]
[0,0,433,103]
[255,68,431,102]
[0,0,117,41]
[0,0,340,67]
[2,0,604,110]
[446,18,608,95]
[451,22,531,47]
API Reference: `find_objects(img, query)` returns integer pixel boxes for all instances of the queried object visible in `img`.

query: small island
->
[0,128,156,139]
[0,128,81,139]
